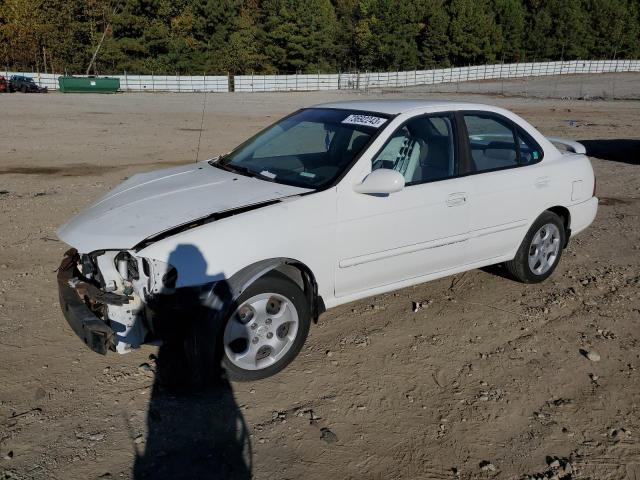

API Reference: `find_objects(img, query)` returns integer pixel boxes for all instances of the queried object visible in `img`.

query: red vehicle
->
[0,75,7,93]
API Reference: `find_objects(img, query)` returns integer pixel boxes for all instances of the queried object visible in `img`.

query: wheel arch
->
[546,205,571,246]
[213,257,324,323]
[547,205,570,229]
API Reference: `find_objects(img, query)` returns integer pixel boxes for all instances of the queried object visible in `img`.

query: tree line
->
[1,0,638,75]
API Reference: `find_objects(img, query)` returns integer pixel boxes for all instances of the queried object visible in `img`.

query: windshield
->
[215,108,389,188]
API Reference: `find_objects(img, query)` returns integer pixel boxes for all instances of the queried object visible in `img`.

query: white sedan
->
[57,100,598,381]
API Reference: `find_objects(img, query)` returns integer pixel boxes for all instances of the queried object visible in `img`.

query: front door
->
[335,113,471,298]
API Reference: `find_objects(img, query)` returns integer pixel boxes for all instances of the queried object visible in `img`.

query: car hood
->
[57,161,311,252]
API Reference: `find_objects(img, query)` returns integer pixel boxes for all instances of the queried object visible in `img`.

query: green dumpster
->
[58,76,120,93]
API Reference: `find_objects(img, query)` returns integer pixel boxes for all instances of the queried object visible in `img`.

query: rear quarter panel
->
[510,150,596,257]
[473,107,596,254]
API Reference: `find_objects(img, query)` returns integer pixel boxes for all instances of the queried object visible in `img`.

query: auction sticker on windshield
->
[342,114,387,128]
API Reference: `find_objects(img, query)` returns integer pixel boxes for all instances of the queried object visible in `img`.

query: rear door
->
[460,112,546,262]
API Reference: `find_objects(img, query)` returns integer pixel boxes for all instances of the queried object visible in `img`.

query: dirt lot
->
[1,82,639,480]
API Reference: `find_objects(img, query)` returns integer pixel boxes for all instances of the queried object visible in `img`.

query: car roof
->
[311,99,496,115]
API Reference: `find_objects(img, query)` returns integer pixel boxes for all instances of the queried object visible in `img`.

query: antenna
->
[195,84,207,163]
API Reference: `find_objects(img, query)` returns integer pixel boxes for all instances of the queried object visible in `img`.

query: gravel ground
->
[1,79,639,480]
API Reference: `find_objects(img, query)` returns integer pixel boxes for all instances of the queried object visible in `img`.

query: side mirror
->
[353,169,405,195]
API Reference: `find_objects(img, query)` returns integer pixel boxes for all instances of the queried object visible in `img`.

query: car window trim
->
[457,110,545,176]
[369,111,462,188]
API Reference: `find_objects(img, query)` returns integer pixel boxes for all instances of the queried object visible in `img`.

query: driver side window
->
[371,114,457,185]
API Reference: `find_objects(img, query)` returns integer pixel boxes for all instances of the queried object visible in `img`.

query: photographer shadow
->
[133,244,251,480]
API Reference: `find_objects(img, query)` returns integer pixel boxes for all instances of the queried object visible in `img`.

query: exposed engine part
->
[80,254,96,278]
[117,258,128,282]
[115,251,139,281]
[68,250,176,353]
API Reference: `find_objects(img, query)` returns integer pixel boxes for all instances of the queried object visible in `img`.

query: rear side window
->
[463,113,542,172]
[464,115,518,171]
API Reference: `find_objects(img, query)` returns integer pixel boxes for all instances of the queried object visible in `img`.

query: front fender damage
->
[56,199,323,355]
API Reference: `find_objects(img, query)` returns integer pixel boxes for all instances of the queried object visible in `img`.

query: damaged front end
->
[57,248,179,355]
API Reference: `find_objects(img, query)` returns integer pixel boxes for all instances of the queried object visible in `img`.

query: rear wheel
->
[505,211,566,283]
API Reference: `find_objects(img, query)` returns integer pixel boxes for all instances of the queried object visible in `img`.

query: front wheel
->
[505,211,566,283]
[221,273,311,381]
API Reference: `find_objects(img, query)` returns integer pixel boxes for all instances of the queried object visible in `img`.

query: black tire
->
[222,273,311,382]
[181,272,311,386]
[505,211,566,283]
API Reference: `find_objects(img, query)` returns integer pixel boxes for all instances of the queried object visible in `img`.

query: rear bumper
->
[569,196,598,236]
[57,250,119,355]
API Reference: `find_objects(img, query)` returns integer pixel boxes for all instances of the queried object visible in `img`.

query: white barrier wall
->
[236,60,640,92]
[118,74,229,92]
[4,60,639,93]
[234,73,342,92]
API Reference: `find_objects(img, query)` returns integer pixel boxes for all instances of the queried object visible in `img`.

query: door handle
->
[446,192,467,207]
[535,176,550,188]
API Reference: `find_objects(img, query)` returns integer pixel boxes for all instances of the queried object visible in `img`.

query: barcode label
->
[342,114,387,128]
